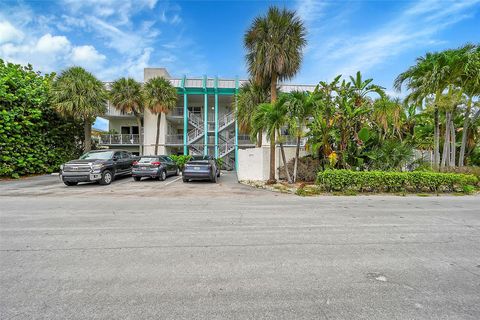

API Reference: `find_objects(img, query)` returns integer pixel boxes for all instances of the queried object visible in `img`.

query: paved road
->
[1,173,480,319]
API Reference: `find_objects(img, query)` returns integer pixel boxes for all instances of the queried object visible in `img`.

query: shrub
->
[169,155,191,170]
[316,170,478,193]
[0,60,83,178]
[278,155,321,182]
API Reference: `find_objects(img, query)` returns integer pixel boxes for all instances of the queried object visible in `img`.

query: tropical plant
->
[251,102,291,183]
[279,90,316,182]
[109,78,145,155]
[235,80,269,147]
[143,77,177,155]
[244,6,307,181]
[51,66,107,152]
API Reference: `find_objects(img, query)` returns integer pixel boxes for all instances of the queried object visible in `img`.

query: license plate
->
[194,166,200,170]
[140,166,147,170]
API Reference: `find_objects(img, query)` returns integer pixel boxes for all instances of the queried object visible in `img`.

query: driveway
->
[1,173,480,319]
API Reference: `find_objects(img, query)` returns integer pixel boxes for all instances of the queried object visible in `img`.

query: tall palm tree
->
[109,78,144,155]
[236,80,270,147]
[394,51,452,167]
[51,66,107,152]
[143,77,177,155]
[457,44,480,166]
[244,6,306,181]
[251,102,291,183]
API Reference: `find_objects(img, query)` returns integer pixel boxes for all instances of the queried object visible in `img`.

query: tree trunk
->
[458,98,472,167]
[257,131,263,148]
[267,131,276,184]
[278,130,292,183]
[155,113,161,155]
[293,135,301,183]
[450,120,455,167]
[441,112,451,168]
[136,115,143,156]
[84,120,92,152]
[270,73,277,104]
[434,107,440,168]
[267,73,278,184]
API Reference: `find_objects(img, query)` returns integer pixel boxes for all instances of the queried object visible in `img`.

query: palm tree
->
[109,78,144,155]
[143,77,177,155]
[51,66,107,152]
[280,90,316,182]
[236,80,270,147]
[394,51,452,168]
[251,102,291,183]
[244,6,307,181]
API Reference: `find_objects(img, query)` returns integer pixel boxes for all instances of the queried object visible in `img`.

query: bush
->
[169,155,191,170]
[278,155,321,182]
[316,170,478,193]
[0,60,83,178]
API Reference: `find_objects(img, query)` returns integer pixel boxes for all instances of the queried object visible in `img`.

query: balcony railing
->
[165,134,184,144]
[99,134,139,145]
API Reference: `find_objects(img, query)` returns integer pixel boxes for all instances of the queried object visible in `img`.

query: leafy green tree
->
[109,78,145,155]
[143,76,177,155]
[235,80,269,147]
[1,60,83,178]
[51,66,107,152]
[245,6,306,181]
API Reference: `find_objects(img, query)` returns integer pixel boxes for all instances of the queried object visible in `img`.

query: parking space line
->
[165,176,182,186]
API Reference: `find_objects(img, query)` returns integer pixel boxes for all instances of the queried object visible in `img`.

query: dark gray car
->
[183,155,220,183]
[60,149,135,186]
[132,155,179,181]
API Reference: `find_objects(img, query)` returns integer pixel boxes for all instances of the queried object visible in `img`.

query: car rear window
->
[139,157,158,163]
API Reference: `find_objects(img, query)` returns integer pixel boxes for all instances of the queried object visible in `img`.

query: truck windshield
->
[80,151,114,160]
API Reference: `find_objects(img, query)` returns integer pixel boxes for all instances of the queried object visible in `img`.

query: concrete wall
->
[143,68,170,155]
[237,146,308,181]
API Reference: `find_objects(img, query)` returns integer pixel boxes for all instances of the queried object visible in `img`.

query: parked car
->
[183,155,220,183]
[60,149,136,186]
[132,155,179,181]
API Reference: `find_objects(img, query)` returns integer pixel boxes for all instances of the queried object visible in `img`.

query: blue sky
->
[1,0,479,130]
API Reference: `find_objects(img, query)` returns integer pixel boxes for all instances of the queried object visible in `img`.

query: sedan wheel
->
[159,170,167,181]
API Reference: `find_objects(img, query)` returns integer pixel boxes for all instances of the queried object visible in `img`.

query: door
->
[121,151,132,173]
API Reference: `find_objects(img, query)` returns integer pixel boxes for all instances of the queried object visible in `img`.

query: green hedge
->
[169,155,191,170]
[316,170,478,193]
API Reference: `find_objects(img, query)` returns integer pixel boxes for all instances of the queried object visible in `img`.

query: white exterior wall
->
[237,146,308,181]
[108,118,138,133]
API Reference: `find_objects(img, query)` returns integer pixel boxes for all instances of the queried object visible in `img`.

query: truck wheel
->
[64,181,78,186]
[159,170,166,181]
[99,170,113,185]
[133,177,141,181]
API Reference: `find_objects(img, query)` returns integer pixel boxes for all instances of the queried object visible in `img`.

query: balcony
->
[99,134,140,145]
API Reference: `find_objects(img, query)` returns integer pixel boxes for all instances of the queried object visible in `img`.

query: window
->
[131,126,139,134]
[80,151,114,160]
[121,127,131,134]
[121,151,131,159]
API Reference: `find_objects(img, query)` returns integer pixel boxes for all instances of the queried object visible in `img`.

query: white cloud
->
[0,20,24,43]
[35,33,71,53]
[71,45,106,67]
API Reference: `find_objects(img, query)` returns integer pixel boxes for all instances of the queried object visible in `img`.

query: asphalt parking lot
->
[1,173,480,319]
